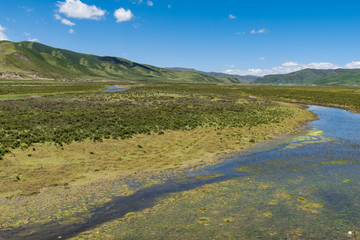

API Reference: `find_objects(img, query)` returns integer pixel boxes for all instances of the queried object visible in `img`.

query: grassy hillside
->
[254,68,358,85]
[314,70,360,86]
[0,41,237,83]
[167,67,258,83]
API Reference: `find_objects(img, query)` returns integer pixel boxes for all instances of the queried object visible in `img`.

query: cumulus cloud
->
[345,61,360,69]
[57,0,106,20]
[69,29,75,34]
[229,14,236,19]
[250,28,267,34]
[54,14,75,26]
[147,0,154,6]
[114,8,133,23]
[0,25,9,41]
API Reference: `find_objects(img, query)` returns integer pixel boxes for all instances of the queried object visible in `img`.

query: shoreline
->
[0,101,315,197]
[0,102,318,239]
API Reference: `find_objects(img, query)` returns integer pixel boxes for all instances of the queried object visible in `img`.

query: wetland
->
[0,82,359,239]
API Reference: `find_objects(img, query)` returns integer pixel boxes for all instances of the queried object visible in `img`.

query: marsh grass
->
[0,82,314,196]
[237,85,360,112]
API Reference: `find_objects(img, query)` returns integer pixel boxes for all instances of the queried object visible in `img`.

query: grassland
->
[238,85,360,112]
[2,83,360,197]
[0,81,317,197]
[3,81,360,240]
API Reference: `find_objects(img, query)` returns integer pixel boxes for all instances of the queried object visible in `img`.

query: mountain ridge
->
[167,67,258,83]
[254,68,360,86]
[0,41,238,83]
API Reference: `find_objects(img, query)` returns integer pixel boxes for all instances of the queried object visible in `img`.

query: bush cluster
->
[0,84,294,159]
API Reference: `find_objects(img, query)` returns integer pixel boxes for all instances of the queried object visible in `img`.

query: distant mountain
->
[167,67,258,83]
[0,41,238,83]
[254,68,359,86]
[313,70,360,86]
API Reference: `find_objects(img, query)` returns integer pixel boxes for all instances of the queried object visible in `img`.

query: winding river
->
[1,105,360,239]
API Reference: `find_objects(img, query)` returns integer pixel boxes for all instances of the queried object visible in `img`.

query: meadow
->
[237,85,360,112]
[0,81,315,196]
[2,81,360,239]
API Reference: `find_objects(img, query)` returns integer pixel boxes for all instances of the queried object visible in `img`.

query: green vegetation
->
[2,81,360,239]
[315,70,360,86]
[254,68,360,86]
[71,129,360,240]
[167,67,258,83]
[0,80,110,99]
[0,83,296,160]
[0,81,315,196]
[71,176,348,240]
[237,85,360,111]
[0,41,237,83]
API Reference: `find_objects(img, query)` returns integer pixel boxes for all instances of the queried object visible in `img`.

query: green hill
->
[0,41,237,83]
[313,70,360,86]
[254,68,359,85]
[167,67,258,83]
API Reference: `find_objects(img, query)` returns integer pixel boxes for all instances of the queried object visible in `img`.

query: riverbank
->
[71,105,360,240]
[0,102,315,238]
[1,102,314,197]
[0,82,318,239]
[237,85,360,113]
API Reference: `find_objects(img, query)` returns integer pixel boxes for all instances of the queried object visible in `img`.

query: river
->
[1,105,360,239]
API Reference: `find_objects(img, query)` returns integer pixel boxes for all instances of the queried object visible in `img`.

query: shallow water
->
[101,86,131,93]
[1,105,360,239]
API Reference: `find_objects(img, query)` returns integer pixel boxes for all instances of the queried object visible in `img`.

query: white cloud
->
[236,32,246,35]
[345,61,360,69]
[259,57,266,61]
[250,28,267,34]
[306,62,338,69]
[28,37,39,42]
[229,14,236,19]
[24,32,30,36]
[0,25,9,41]
[61,18,75,26]
[54,14,62,20]
[147,0,154,6]
[224,61,342,76]
[69,29,75,34]
[55,14,76,26]
[57,0,106,20]
[114,8,133,23]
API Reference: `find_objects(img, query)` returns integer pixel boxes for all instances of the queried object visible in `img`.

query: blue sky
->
[1,0,360,76]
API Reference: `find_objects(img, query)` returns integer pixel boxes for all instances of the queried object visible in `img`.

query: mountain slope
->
[314,71,360,86]
[254,68,358,85]
[167,67,258,83]
[0,41,237,83]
